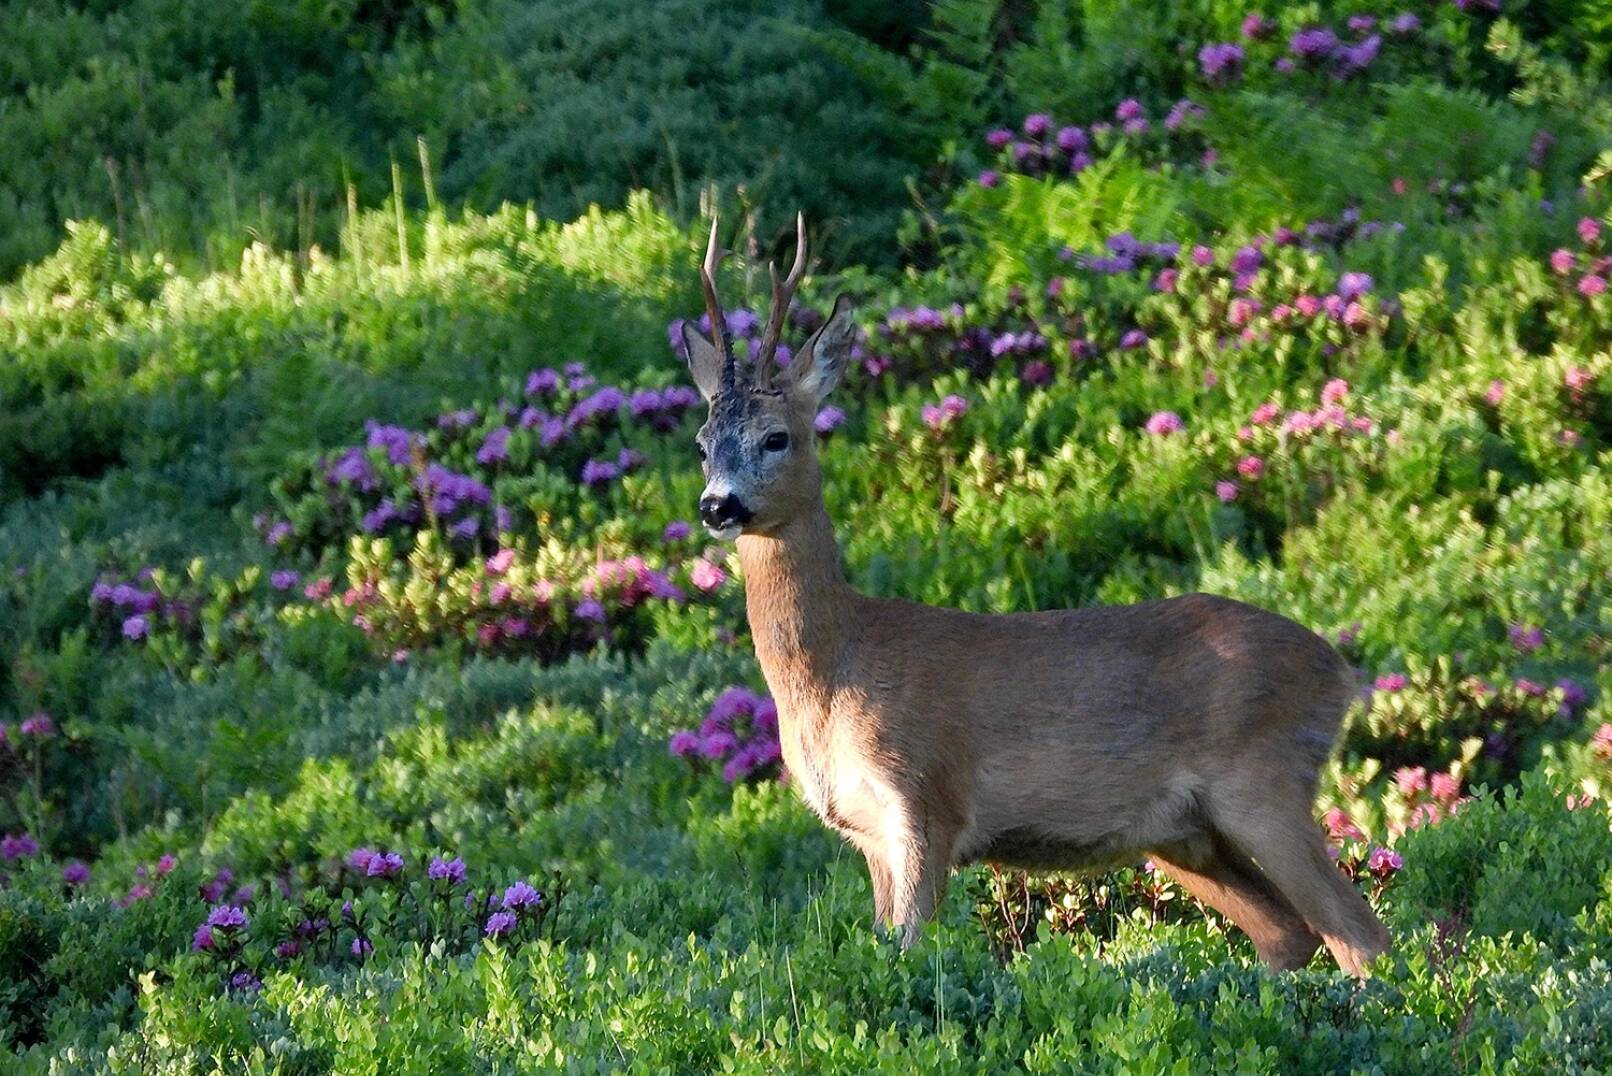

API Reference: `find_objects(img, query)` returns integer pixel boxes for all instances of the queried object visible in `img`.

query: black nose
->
[699,493,753,530]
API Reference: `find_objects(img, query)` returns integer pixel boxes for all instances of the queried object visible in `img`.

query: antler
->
[698,215,736,387]
[756,212,808,379]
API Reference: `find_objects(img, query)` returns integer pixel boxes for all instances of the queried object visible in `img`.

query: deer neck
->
[735,497,855,716]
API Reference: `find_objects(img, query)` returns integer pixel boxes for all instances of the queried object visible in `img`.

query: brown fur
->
[683,248,1390,978]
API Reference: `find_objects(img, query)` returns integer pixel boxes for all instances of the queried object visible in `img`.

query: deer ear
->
[680,321,723,402]
[787,293,855,403]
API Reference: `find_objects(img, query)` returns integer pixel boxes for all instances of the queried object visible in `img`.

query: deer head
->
[680,214,857,539]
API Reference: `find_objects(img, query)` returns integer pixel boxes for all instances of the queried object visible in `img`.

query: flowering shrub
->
[669,687,783,785]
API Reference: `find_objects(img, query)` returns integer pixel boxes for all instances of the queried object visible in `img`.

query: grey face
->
[695,386,799,538]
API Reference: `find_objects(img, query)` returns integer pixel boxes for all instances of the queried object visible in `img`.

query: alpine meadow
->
[4,1,1612,1072]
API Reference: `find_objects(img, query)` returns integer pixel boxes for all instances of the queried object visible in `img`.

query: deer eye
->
[762,431,790,453]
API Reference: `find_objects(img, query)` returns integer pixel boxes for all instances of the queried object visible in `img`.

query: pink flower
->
[1549,248,1575,274]
[1367,847,1403,875]
[690,559,726,592]
[1393,766,1428,795]
[1320,379,1349,405]
[1294,295,1322,318]
[1202,369,1219,388]
[1236,455,1265,479]
[1375,672,1407,693]
[1579,275,1607,297]
[1250,401,1280,426]
[1565,366,1594,393]
[1429,772,1461,803]
[1191,245,1215,267]
[1145,411,1184,436]
[486,548,516,575]
[1485,379,1505,406]
[1579,216,1602,245]
[1323,807,1363,841]
[1215,480,1239,503]
[1155,268,1179,292]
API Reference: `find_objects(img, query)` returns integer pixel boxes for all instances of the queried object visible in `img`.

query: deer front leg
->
[859,843,895,931]
[890,825,956,949]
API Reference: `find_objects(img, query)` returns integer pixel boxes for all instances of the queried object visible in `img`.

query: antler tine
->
[756,211,809,373]
[698,215,734,379]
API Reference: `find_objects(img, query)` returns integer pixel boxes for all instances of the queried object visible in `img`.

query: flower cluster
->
[1209,378,1391,504]
[1206,11,1423,85]
[668,686,783,784]
[1547,216,1609,299]
[979,97,1210,186]
[269,360,700,558]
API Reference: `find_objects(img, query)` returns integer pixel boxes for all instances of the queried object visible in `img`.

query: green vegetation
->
[4,0,1612,1070]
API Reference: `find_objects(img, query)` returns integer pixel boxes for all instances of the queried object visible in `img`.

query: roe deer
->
[678,214,1391,978]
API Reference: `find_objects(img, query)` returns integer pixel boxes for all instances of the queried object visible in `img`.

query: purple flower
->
[814,406,846,434]
[327,448,379,490]
[668,730,700,757]
[347,847,378,872]
[366,851,405,878]
[1022,113,1053,138]
[231,971,263,993]
[573,598,606,623]
[19,712,55,738]
[1164,99,1204,131]
[62,861,90,886]
[699,730,738,760]
[352,937,373,956]
[978,170,1000,188]
[1557,678,1588,715]
[476,426,512,466]
[1509,624,1545,653]
[271,570,300,592]
[1215,480,1239,503]
[985,127,1013,150]
[0,833,37,860]
[526,368,561,397]
[266,522,293,547]
[663,520,692,542]
[449,517,481,541]
[205,904,249,930]
[1348,14,1376,33]
[1290,27,1341,62]
[1388,12,1421,34]
[1115,98,1145,122]
[1145,411,1184,436]
[1055,126,1086,152]
[485,910,517,937]
[365,422,421,466]
[122,615,149,640]
[580,459,620,487]
[1198,42,1244,82]
[428,856,467,884]
[1337,272,1374,300]
[192,925,215,951]
[502,880,542,910]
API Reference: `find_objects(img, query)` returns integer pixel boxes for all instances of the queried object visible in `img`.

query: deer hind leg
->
[1210,789,1391,978]
[1148,842,1322,971]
